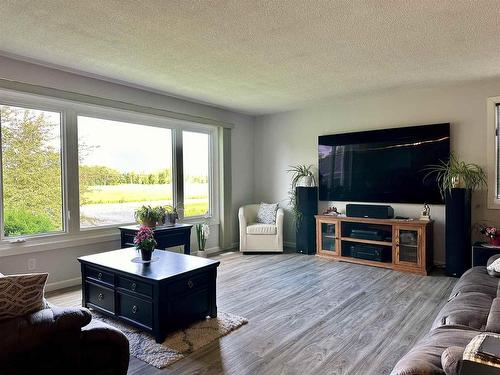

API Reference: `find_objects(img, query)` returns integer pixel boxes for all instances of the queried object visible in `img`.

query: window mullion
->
[173,127,184,219]
[64,109,80,233]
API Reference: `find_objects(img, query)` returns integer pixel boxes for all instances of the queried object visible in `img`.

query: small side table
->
[472,242,500,267]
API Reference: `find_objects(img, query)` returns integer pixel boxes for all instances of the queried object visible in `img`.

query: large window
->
[78,116,173,228]
[0,91,218,244]
[183,131,210,217]
[0,104,64,237]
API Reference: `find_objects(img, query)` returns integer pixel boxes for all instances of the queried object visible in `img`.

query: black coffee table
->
[78,248,220,343]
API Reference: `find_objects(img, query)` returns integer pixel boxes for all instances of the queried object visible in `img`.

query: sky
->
[78,116,208,176]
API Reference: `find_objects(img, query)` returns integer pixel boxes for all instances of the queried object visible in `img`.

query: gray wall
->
[254,79,500,264]
[0,56,255,290]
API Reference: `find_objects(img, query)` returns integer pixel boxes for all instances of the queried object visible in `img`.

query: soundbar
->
[346,204,394,219]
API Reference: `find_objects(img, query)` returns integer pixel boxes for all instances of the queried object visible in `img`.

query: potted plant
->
[287,164,317,224]
[424,153,487,199]
[133,225,157,262]
[163,205,179,226]
[480,225,500,246]
[134,205,161,228]
[195,220,210,257]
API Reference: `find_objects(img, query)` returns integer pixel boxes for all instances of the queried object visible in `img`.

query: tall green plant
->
[423,154,487,199]
[287,164,316,225]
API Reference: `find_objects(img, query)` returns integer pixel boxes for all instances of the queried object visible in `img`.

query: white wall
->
[0,56,255,289]
[254,79,500,265]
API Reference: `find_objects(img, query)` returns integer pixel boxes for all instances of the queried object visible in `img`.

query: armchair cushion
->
[247,223,277,235]
[256,202,279,224]
[0,273,48,321]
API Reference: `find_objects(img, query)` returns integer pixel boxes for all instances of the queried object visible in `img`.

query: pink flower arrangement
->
[480,226,499,239]
[134,225,157,251]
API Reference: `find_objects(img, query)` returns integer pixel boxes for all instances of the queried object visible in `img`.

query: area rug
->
[92,311,248,369]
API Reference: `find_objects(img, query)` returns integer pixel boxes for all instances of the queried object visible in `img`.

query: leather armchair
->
[0,303,129,375]
[239,204,284,252]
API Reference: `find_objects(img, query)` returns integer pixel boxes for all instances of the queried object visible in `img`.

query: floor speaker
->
[445,188,471,277]
[296,187,318,254]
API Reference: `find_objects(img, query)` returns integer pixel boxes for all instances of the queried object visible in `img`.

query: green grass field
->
[81,184,209,217]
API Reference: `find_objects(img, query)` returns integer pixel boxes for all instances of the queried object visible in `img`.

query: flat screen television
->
[318,123,450,204]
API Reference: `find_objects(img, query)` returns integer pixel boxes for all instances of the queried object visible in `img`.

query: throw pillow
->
[0,273,48,321]
[256,202,279,224]
[488,258,500,277]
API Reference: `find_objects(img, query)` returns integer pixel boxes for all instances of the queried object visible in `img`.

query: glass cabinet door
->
[395,227,421,268]
[320,222,338,255]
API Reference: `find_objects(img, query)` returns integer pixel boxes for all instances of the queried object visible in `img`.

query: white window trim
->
[0,88,220,254]
[487,96,500,209]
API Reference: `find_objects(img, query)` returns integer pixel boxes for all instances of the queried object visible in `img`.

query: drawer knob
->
[131,282,136,291]
[98,293,104,301]
[132,305,138,314]
[97,272,103,280]
[187,279,194,289]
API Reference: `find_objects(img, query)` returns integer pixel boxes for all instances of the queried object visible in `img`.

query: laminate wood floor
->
[46,251,456,375]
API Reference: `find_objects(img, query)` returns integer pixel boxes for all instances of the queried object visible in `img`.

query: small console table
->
[119,224,193,254]
[316,215,433,275]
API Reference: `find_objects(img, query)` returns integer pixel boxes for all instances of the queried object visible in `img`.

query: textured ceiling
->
[2,1,500,114]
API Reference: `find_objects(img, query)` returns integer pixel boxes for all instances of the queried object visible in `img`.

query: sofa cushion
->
[391,326,478,375]
[449,267,499,299]
[486,298,500,333]
[247,223,277,235]
[0,273,48,321]
[432,292,493,331]
[441,346,464,375]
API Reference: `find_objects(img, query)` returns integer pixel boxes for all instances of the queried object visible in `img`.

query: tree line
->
[79,165,208,186]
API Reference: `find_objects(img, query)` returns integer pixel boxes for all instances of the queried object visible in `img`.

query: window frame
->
[487,96,500,209]
[0,96,69,240]
[0,89,219,248]
[180,126,218,220]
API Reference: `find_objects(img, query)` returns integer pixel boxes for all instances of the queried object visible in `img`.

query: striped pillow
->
[0,273,48,321]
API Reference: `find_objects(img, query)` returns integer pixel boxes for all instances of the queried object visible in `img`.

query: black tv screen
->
[318,123,450,204]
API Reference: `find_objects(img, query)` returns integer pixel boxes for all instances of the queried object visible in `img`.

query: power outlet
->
[27,258,36,271]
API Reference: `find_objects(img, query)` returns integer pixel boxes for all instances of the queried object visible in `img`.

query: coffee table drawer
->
[117,276,152,297]
[170,288,210,321]
[170,273,209,296]
[87,282,115,313]
[85,266,114,286]
[118,293,153,328]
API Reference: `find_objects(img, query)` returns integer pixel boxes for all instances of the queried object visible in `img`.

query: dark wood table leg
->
[184,236,191,254]
[209,269,217,318]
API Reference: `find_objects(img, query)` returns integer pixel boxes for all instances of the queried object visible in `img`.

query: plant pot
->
[300,176,313,187]
[141,219,156,228]
[165,213,177,226]
[489,237,500,246]
[140,248,153,262]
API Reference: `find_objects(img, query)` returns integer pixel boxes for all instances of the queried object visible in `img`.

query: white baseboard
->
[46,276,81,292]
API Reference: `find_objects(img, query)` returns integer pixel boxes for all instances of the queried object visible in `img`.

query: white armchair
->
[238,204,284,252]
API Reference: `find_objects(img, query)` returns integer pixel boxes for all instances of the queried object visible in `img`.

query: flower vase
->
[490,237,500,246]
[140,248,153,262]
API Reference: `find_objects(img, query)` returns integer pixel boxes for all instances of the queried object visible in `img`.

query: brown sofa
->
[392,255,500,374]
[0,302,129,375]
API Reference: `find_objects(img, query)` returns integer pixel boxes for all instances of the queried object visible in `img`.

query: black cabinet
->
[296,187,318,255]
[472,243,500,266]
[79,248,219,343]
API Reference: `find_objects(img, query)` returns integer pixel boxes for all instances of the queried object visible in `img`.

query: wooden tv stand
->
[315,215,433,275]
